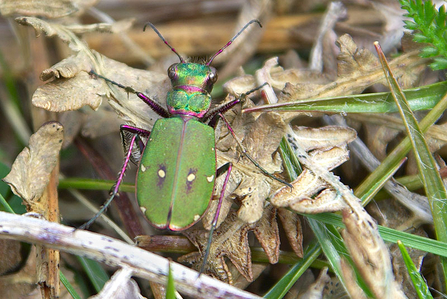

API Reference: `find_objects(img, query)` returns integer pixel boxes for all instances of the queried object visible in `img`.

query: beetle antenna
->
[144,22,186,63]
[206,19,262,66]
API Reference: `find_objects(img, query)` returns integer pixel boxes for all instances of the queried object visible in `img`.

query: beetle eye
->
[167,64,178,79]
[208,68,218,83]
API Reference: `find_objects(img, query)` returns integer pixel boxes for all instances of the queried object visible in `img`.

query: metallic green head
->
[166,63,218,117]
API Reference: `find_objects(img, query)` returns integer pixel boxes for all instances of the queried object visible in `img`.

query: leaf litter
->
[4,1,442,297]
[29,20,380,284]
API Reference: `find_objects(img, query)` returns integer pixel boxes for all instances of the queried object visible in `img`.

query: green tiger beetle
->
[82,20,291,273]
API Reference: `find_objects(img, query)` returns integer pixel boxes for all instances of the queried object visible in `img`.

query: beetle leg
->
[121,124,151,162]
[200,162,233,274]
[89,70,170,118]
[205,98,241,128]
[80,125,151,230]
[79,133,140,230]
[204,83,270,127]
[218,113,292,188]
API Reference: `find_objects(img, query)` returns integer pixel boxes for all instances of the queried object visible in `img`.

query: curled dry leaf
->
[339,259,368,299]
[368,197,428,297]
[180,211,250,284]
[271,126,356,214]
[290,126,358,151]
[66,18,134,35]
[341,208,407,299]
[16,17,85,52]
[0,0,98,18]
[39,51,93,81]
[210,101,287,224]
[277,208,303,257]
[225,35,425,108]
[298,267,331,298]
[92,55,171,132]
[90,268,145,299]
[336,34,381,79]
[34,70,104,112]
[224,57,330,97]
[180,206,280,284]
[280,34,424,101]
[16,16,133,51]
[33,49,170,140]
[3,122,63,212]
[222,74,256,96]
[23,16,166,139]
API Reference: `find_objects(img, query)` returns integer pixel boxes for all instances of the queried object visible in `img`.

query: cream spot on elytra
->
[158,169,166,178]
[187,173,196,182]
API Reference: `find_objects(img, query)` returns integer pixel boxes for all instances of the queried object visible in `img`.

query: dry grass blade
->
[375,40,447,284]
[0,212,262,299]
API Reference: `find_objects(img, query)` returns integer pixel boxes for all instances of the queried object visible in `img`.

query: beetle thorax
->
[166,63,218,118]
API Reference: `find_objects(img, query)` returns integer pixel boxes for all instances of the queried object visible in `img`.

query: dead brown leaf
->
[211,100,287,224]
[3,122,63,212]
[180,206,280,284]
[67,18,134,35]
[90,268,145,299]
[34,70,104,112]
[16,17,86,51]
[225,35,424,107]
[280,34,424,101]
[0,0,98,18]
[368,198,429,297]
[32,49,170,144]
[271,126,356,214]
[290,126,357,151]
[277,208,303,257]
[336,34,381,80]
[341,208,406,299]
[0,245,38,298]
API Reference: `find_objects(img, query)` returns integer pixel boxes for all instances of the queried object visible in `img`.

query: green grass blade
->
[0,191,15,214]
[279,137,302,181]
[352,90,447,216]
[243,81,447,114]
[397,241,433,299]
[275,129,374,297]
[375,42,447,283]
[306,220,345,285]
[60,271,82,299]
[77,256,109,292]
[58,178,135,193]
[307,219,373,297]
[264,241,321,299]
[356,157,407,206]
[166,262,176,299]
[305,212,447,258]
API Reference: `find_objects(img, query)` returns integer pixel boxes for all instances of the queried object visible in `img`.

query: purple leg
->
[200,162,232,274]
[120,125,151,161]
[121,124,151,136]
[204,83,269,127]
[136,92,170,118]
[205,98,241,128]
[79,133,139,229]
[89,70,170,118]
